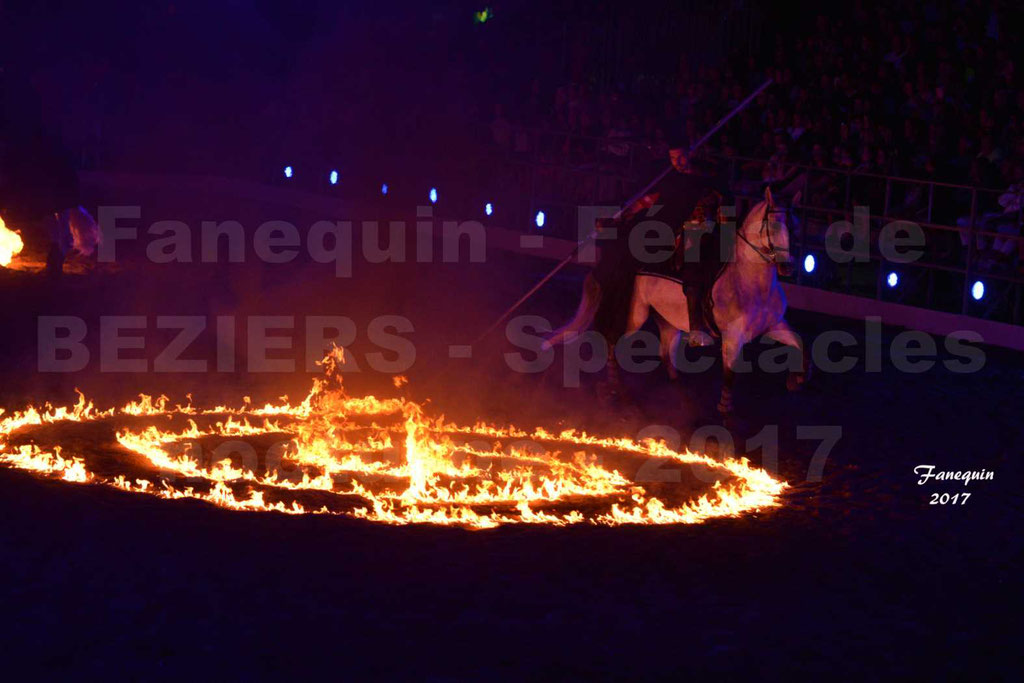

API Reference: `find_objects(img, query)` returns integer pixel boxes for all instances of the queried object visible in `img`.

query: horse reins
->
[736,205,791,265]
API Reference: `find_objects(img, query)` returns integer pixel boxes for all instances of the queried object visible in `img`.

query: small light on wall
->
[971,280,985,301]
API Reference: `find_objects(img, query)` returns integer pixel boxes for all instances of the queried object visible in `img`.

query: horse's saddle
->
[638,224,729,339]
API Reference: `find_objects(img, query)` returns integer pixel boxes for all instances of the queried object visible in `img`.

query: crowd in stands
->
[483,1,1024,272]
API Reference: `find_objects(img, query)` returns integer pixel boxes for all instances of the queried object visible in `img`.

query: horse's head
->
[740,187,799,276]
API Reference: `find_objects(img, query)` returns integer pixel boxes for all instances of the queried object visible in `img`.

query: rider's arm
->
[621,191,659,219]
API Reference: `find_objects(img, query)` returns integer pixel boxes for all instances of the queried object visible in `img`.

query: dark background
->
[1,1,1022,679]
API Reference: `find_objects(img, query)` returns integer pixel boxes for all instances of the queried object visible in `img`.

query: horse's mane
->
[741,199,768,236]
[728,199,767,263]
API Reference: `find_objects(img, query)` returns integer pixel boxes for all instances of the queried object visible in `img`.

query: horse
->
[545,186,809,414]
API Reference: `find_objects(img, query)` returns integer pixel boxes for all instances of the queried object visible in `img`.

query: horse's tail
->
[543,272,602,349]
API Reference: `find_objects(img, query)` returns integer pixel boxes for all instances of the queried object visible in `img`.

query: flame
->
[0,215,25,267]
[0,348,787,528]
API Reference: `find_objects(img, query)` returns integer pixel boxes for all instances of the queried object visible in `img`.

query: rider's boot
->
[683,283,713,347]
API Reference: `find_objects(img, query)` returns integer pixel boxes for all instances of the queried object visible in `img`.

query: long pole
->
[472,78,773,346]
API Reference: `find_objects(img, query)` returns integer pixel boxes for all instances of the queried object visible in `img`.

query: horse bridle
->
[737,204,791,265]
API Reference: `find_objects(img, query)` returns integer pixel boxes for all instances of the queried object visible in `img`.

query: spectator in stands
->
[958,167,1024,272]
[486,2,1023,194]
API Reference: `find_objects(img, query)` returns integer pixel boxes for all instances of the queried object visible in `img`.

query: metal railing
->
[719,154,1023,324]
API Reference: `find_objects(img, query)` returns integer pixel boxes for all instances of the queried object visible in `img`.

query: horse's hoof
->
[786,372,806,392]
[597,382,625,406]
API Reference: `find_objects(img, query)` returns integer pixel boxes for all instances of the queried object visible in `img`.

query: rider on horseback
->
[600,141,732,347]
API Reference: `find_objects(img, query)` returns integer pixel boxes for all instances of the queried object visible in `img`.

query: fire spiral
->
[0,349,786,528]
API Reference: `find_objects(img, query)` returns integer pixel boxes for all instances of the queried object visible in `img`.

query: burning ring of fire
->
[0,350,786,528]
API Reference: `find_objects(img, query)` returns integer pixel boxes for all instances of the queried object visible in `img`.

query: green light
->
[474,7,493,24]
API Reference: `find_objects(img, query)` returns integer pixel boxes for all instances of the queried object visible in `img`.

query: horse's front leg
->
[764,319,811,391]
[717,336,744,414]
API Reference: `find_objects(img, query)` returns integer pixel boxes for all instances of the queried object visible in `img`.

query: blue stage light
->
[329,170,338,185]
[284,165,293,179]
[887,271,898,288]
[485,202,493,216]
[971,280,985,301]
[535,210,545,228]
[429,187,438,204]
[803,254,815,273]
[381,183,388,195]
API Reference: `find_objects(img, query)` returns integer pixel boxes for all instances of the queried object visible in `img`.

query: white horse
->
[547,187,808,414]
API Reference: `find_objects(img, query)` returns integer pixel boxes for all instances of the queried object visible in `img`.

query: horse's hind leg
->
[611,286,651,385]
[764,319,811,391]
[606,343,620,389]
[601,339,633,407]
[654,315,680,381]
[602,286,650,399]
